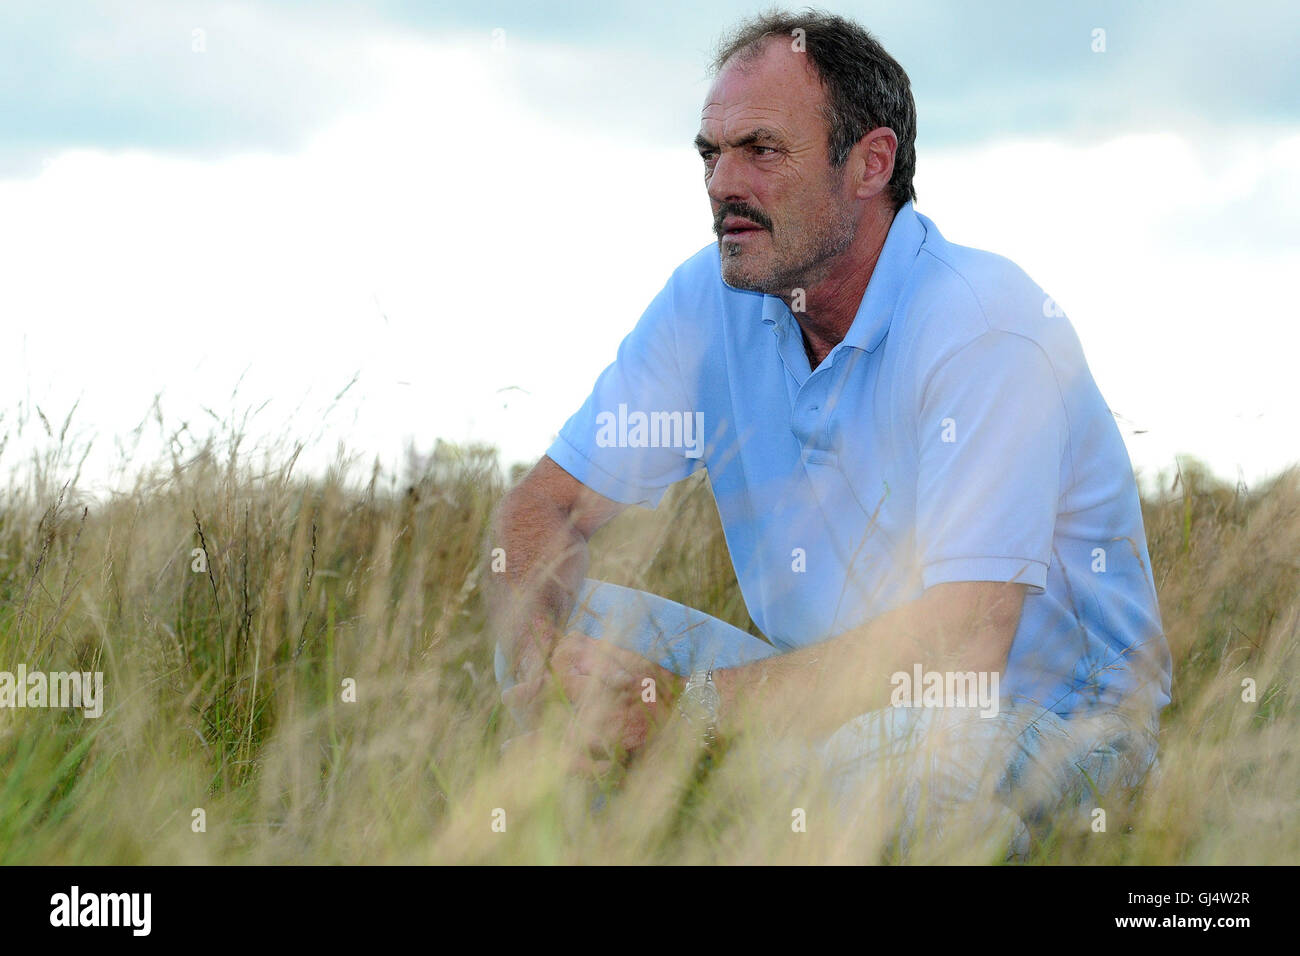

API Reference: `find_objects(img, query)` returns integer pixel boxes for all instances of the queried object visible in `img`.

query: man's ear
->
[847,126,898,201]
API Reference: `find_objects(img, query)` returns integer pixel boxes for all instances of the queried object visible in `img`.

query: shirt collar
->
[761,200,927,356]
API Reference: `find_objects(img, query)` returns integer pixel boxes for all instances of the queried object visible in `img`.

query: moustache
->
[713,203,773,236]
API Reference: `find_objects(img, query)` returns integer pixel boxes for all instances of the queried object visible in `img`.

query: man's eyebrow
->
[694,127,788,151]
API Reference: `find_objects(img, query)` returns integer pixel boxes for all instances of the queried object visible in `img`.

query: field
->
[1,402,1296,864]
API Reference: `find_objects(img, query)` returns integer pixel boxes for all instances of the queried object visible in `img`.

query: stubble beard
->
[720,201,856,297]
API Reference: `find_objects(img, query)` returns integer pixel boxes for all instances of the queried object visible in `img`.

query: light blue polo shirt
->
[545,202,1172,719]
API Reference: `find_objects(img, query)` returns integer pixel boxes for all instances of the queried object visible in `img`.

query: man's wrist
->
[709,665,747,737]
[666,671,688,710]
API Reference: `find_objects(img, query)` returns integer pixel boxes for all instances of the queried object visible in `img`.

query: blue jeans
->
[494,579,1159,854]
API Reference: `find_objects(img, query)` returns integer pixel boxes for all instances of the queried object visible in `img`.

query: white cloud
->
[2,33,1295,496]
[917,129,1300,487]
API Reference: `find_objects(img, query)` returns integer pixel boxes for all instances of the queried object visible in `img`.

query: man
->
[485,10,1171,853]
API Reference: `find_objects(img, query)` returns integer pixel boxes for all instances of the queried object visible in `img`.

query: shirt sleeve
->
[544,273,705,508]
[915,330,1068,593]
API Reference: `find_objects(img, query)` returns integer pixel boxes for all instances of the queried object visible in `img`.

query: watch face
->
[681,683,721,723]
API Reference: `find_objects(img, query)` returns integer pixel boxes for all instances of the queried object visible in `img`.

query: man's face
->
[697,38,857,294]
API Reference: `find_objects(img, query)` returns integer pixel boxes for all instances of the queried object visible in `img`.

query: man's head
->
[697,11,917,294]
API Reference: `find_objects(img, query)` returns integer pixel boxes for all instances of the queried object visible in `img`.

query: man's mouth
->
[719,217,767,240]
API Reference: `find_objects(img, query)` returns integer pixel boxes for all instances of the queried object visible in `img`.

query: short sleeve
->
[545,275,704,508]
[915,330,1067,593]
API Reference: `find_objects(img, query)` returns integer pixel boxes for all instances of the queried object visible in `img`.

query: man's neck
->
[784,204,896,369]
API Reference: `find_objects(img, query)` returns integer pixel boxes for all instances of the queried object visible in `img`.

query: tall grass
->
[0,399,1295,864]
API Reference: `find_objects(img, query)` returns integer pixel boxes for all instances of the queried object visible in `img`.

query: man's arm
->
[713,580,1026,741]
[484,455,626,692]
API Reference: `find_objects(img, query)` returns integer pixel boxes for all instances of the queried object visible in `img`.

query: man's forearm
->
[712,582,1023,741]
[484,485,590,677]
[711,600,926,742]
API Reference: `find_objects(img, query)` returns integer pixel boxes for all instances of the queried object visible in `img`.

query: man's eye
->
[752,146,776,155]
[700,151,718,163]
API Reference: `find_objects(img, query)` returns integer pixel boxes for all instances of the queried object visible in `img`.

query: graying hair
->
[710,8,918,210]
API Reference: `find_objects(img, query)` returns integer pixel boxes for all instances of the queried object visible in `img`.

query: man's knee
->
[1000,709,1159,833]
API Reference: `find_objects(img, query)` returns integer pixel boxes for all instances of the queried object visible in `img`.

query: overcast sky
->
[3,0,1297,496]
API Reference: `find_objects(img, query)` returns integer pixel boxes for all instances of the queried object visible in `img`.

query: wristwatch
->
[678,668,721,745]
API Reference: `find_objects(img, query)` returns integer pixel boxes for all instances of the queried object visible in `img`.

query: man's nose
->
[706,150,751,207]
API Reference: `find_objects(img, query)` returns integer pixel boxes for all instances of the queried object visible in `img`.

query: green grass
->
[0,401,1296,864]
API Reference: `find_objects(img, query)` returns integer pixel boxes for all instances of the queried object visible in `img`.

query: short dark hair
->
[710,8,917,210]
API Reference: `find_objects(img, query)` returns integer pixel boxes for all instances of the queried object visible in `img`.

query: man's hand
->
[503,633,683,770]
[506,611,562,691]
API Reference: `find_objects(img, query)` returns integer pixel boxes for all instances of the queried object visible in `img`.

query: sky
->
[2,0,1298,498]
